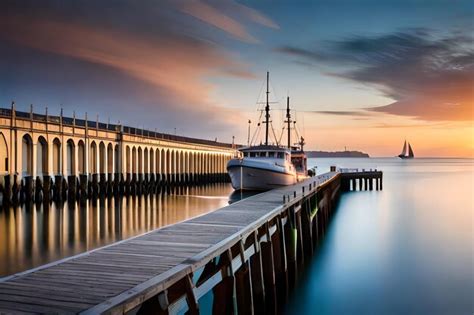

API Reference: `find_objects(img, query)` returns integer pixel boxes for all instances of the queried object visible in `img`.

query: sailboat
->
[226,72,307,191]
[398,140,414,159]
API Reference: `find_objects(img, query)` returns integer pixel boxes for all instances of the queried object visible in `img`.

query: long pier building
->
[0,104,237,204]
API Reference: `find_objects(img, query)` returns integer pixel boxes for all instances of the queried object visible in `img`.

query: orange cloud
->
[0,14,257,127]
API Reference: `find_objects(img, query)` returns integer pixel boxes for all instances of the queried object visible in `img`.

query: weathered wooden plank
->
[0,293,94,312]
[0,300,77,314]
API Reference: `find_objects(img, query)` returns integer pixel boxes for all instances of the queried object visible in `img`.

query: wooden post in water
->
[261,223,277,314]
[249,231,265,314]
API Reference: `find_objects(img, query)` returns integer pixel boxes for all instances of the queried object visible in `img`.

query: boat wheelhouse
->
[227,145,297,191]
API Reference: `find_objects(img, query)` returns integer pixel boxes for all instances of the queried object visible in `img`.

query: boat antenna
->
[247,119,251,146]
[285,96,291,148]
[265,71,270,145]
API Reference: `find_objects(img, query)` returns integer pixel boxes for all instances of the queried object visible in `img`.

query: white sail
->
[400,140,407,156]
[408,143,414,157]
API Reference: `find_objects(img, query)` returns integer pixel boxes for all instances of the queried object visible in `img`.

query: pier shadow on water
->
[0,183,234,277]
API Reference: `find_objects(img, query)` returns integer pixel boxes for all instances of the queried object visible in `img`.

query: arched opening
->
[22,134,33,176]
[66,139,75,175]
[156,149,160,174]
[138,147,143,174]
[36,136,48,176]
[114,144,120,174]
[132,147,137,174]
[144,148,149,174]
[0,132,8,174]
[90,141,97,174]
[162,149,166,174]
[149,148,154,174]
[99,142,106,174]
[189,152,194,174]
[184,152,189,174]
[197,153,201,174]
[170,150,175,174]
[78,140,85,174]
[52,138,61,175]
[126,146,131,173]
[180,151,185,175]
[107,143,113,174]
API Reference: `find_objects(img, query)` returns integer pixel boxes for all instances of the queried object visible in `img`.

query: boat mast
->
[286,96,291,148]
[265,71,270,146]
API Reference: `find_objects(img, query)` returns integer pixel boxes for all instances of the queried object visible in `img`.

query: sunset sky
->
[0,0,473,157]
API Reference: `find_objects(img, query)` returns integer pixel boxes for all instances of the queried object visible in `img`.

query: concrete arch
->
[126,146,131,173]
[144,147,149,174]
[52,138,61,175]
[107,143,113,174]
[90,141,97,174]
[66,139,75,175]
[78,140,85,174]
[36,136,48,176]
[0,132,8,174]
[99,142,106,174]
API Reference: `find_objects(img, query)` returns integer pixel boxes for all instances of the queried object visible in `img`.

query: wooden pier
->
[0,169,382,314]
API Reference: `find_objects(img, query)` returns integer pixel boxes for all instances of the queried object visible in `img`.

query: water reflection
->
[0,183,234,277]
[228,190,263,204]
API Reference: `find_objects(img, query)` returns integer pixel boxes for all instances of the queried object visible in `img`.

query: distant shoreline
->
[306,150,370,158]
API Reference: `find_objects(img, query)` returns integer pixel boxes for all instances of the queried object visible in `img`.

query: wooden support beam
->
[249,231,265,314]
[261,223,277,314]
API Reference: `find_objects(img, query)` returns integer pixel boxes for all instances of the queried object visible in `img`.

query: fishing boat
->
[227,72,308,191]
[398,140,414,159]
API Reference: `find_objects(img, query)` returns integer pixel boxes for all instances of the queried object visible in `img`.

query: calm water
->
[0,184,234,277]
[1,158,472,314]
[287,158,473,314]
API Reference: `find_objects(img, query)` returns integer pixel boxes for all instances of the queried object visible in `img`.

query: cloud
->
[277,29,474,121]
[178,0,260,43]
[306,110,374,117]
[0,1,277,138]
[176,0,278,43]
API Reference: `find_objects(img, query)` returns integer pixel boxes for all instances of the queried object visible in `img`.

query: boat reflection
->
[228,190,263,204]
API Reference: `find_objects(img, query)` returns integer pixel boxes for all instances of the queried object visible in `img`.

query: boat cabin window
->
[243,152,249,157]
[250,152,256,157]
[277,152,284,159]
[268,151,275,158]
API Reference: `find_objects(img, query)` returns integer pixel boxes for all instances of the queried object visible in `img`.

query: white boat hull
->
[227,160,297,191]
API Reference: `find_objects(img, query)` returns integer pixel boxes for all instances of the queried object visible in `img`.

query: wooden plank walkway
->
[0,172,338,314]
